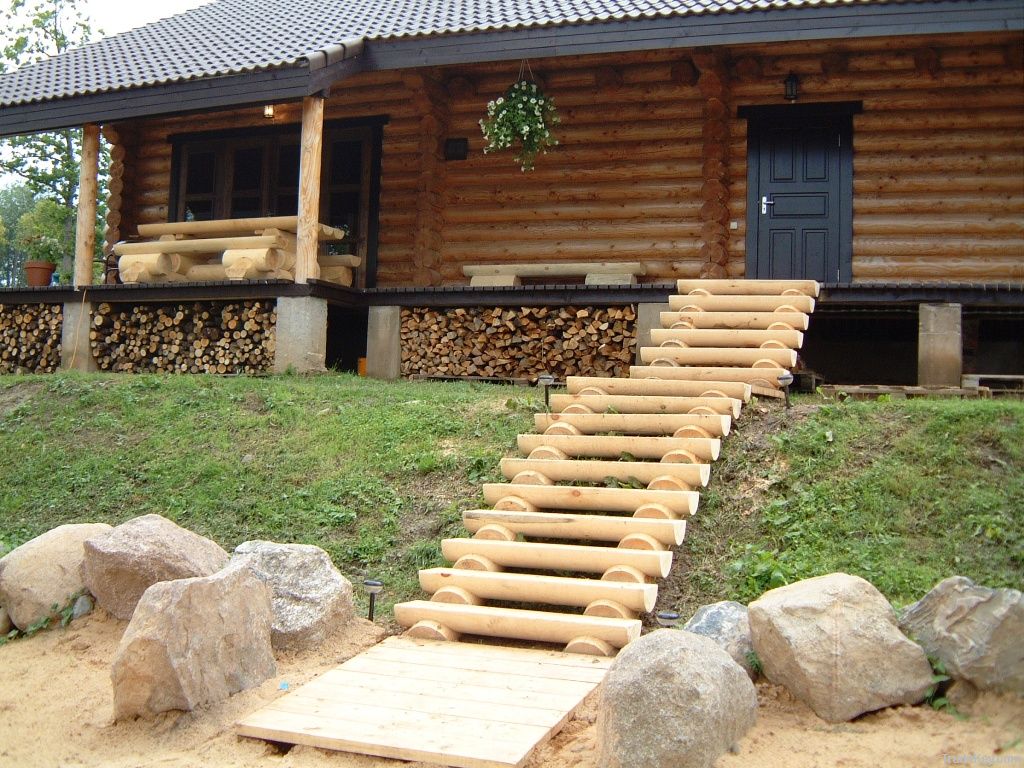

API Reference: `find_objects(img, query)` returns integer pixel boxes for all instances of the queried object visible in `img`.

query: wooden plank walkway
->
[237,635,613,768]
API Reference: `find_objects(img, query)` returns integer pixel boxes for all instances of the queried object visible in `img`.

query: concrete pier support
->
[634,302,670,364]
[918,303,962,386]
[366,305,402,380]
[274,296,327,373]
[61,301,97,371]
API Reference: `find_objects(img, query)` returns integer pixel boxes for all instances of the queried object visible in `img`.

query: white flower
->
[496,97,504,105]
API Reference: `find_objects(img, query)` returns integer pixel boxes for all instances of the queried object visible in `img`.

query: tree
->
[0,184,36,285]
[15,197,73,265]
[2,0,108,282]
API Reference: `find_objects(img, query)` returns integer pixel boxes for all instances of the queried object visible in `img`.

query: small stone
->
[71,594,94,621]
[945,679,980,712]
[900,576,1024,694]
[683,600,756,679]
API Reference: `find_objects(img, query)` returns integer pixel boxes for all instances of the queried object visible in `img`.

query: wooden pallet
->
[820,384,991,400]
[237,636,613,768]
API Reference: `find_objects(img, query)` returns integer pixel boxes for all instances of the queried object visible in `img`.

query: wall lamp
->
[784,72,800,102]
[263,104,275,119]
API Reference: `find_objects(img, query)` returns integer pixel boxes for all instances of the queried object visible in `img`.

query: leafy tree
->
[2,0,108,282]
[15,197,73,265]
[0,184,35,286]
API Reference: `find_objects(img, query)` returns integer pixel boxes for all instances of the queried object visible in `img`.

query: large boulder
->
[111,560,276,719]
[899,576,1024,694]
[83,514,228,620]
[683,600,756,679]
[231,540,354,651]
[0,606,12,635]
[748,573,934,723]
[0,523,112,631]
[596,629,757,768]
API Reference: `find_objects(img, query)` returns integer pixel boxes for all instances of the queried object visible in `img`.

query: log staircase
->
[393,278,819,655]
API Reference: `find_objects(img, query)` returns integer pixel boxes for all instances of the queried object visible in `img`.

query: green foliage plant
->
[479,79,560,172]
[15,198,72,264]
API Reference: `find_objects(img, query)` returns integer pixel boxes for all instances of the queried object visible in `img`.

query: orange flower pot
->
[24,260,56,287]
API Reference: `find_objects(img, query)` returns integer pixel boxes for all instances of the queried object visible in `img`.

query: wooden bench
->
[113,216,360,285]
[462,261,647,287]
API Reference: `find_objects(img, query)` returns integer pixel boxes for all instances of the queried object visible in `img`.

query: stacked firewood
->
[91,300,276,373]
[0,303,63,373]
[400,305,637,380]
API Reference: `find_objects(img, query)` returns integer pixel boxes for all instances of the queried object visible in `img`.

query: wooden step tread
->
[668,294,815,313]
[567,375,751,401]
[517,434,721,462]
[500,457,709,488]
[630,366,790,389]
[536,412,731,437]
[419,567,659,612]
[441,538,672,578]
[639,346,796,368]
[650,327,804,349]
[394,600,642,649]
[549,393,741,418]
[482,483,699,517]
[660,310,809,331]
[463,508,687,546]
[675,279,820,297]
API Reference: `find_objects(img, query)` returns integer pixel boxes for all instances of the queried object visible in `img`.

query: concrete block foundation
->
[274,296,328,373]
[366,305,401,380]
[918,303,962,386]
[61,300,97,372]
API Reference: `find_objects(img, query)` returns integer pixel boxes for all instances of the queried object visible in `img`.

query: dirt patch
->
[0,381,43,418]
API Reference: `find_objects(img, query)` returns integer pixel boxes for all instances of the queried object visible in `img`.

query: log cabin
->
[0,0,1021,384]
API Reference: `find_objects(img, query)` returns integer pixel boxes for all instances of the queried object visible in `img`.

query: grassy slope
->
[1,375,1021,624]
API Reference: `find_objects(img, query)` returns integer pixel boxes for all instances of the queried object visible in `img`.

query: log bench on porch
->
[113,215,360,286]
[463,261,647,287]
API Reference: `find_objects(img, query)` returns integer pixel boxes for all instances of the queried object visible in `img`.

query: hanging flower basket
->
[479,80,560,172]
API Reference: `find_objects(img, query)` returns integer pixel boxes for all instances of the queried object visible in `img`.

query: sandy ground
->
[1,612,1022,768]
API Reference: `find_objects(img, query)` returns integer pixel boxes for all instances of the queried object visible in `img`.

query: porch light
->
[363,579,383,621]
[784,72,800,102]
[777,370,795,409]
[536,373,556,409]
[656,610,680,628]
[263,104,275,119]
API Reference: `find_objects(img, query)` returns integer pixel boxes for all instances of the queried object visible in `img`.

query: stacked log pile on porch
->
[400,305,637,379]
[0,303,62,373]
[90,300,275,373]
[393,279,819,655]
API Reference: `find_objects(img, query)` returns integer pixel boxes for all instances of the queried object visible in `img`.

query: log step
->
[441,538,673,578]
[649,328,804,350]
[549,393,741,418]
[660,311,810,331]
[568,375,751,401]
[419,567,659,612]
[463,509,686,546]
[517,434,721,462]
[668,294,815,313]
[500,457,710,488]
[630,366,790,389]
[675,279,820,297]
[535,412,731,437]
[394,600,642,649]
[639,346,796,368]
[482,483,699,517]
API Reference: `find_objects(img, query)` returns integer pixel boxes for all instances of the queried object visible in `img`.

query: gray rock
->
[111,560,276,719]
[232,540,354,651]
[0,606,11,635]
[900,576,1024,694]
[83,514,228,620]
[596,629,757,768]
[683,600,756,679]
[0,523,112,631]
[71,594,94,621]
[749,573,934,723]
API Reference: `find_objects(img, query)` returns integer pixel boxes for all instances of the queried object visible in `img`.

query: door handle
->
[761,196,775,215]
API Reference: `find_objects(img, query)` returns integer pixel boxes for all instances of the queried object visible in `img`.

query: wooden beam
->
[567,376,751,402]
[441,538,672,578]
[295,95,325,284]
[481,483,699,517]
[74,123,100,288]
[517,434,721,462]
[463,508,687,547]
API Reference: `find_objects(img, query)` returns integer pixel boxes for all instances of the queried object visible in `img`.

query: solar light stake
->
[777,371,795,410]
[363,579,383,621]
[537,374,556,409]
[656,610,680,628]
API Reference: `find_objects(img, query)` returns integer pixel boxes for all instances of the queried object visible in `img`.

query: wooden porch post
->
[295,95,325,283]
[73,123,100,287]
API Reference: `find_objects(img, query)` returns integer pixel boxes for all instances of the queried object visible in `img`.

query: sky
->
[84,0,213,37]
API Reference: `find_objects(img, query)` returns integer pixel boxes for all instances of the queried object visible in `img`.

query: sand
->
[1,612,1021,768]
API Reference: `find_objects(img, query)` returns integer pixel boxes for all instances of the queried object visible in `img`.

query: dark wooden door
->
[745,110,853,283]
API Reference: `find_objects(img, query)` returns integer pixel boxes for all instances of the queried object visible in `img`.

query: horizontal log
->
[419,567,658,612]
[463,262,647,277]
[675,279,820,297]
[481,483,699,517]
[501,458,709,489]
[441,538,672,579]
[393,600,641,649]
[650,328,804,349]
[567,375,750,401]
[639,346,796,368]
[549,393,741,418]
[517,434,721,462]
[114,235,287,256]
[463,508,686,549]
[535,412,731,437]
[659,311,809,331]
[668,294,815,313]
[630,365,789,389]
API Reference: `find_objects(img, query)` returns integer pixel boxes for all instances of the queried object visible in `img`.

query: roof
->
[1,0,1020,135]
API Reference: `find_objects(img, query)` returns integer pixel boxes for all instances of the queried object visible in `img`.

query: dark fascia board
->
[1,0,1020,137]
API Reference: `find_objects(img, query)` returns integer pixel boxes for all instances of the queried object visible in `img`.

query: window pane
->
[233,147,263,192]
[185,151,216,195]
[328,190,360,232]
[329,140,362,185]
[184,200,214,220]
[231,196,262,218]
[275,194,297,216]
[277,144,300,188]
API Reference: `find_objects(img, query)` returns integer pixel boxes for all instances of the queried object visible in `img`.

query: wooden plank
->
[675,278,820,296]
[482,482,699,516]
[463,261,646,277]
[638,346,796,368]
[649,327,804,349]
[516,434,721,461]
[660,311,810,330]
[549,393,741,418]
[463,508,686,546]
[535,412,731,436]
[567,375,751,401]
[668,294,815,312]
[441,538,672,578]
[499,457,710,488]
[630,365,789,389]
[383,636,614,670]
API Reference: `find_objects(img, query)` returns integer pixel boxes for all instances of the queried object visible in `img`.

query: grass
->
[1,374,1021,627]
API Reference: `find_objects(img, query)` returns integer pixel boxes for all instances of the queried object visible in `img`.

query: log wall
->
[401,306,637,379]
[110,31,1023,289]
[0,303,63,373]
[91,300,275,373]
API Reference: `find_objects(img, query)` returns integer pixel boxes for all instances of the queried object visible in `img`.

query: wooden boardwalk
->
[237,636,612,768]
